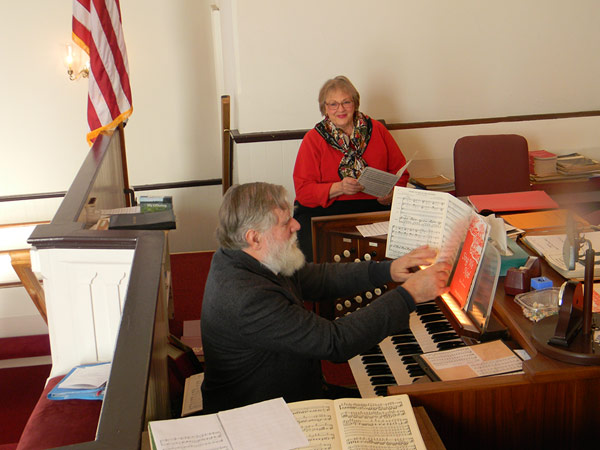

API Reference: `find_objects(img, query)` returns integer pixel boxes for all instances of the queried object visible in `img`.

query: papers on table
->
[356,221,389,237]
[522,231,600,279]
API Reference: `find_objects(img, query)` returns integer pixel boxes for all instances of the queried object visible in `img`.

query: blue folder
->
[47,362,110,401]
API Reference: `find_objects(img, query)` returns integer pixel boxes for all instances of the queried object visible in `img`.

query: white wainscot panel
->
[33,247,135,378]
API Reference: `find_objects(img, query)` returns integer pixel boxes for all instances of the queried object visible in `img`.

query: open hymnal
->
[385,186,474,265]
[288,394,426,450]
[148,397,308,450]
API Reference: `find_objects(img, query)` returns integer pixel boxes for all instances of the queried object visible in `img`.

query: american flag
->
[72,0,133,145]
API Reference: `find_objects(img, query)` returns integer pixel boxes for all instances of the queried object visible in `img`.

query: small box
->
[515,287,560,322]
[530,276,553,290]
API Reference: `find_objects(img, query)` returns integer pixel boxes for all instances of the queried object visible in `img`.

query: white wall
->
[227,0,600,132]
[0,1,222,254]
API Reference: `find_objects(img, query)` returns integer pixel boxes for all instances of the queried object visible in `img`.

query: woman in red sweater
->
[293,75,410,261]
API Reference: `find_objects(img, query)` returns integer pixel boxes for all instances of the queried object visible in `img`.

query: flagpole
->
[118,122,132,207]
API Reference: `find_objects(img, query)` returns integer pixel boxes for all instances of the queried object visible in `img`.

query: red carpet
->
[0,335,51,446]
[0,364,51,444]
[0,335,50,360]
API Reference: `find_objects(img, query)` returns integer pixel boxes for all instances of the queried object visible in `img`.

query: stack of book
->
[529,150,557,178]
[556,153,600,176]
[529,151,600,183]
[409,174,455,192]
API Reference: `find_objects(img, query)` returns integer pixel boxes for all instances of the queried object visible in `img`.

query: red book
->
[468,190,558,214]
[450,215,489,308]
[528,150,557,176]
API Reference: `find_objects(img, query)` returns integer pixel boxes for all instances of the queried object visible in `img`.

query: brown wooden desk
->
[313,211,600,450]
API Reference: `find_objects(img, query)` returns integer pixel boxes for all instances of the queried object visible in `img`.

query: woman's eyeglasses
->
[325,100,353,111]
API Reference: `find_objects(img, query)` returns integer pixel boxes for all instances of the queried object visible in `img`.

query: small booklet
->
[415,340,522,382]
[47,362,111,401]
[357,159,412,198]
[108,209,176,230]
[288,395,426,450]
[148,397,308,450]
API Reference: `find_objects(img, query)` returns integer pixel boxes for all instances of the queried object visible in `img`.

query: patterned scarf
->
[315,112,373,179]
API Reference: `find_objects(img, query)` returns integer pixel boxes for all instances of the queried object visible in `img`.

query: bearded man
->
[200,182,450,413]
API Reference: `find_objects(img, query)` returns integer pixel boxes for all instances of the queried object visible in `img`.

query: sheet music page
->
[59,363,111,389]
[288,399,341,450]
[357,167,400,197]
[334,396,426,450]
[357,160,412,198]
[385,187,449,259]
[149,398,308,450]
[181,373,204,417]
[149,414,233,450]
[218,397,309,450]
[438,196,473,264]
[356,221,389,237]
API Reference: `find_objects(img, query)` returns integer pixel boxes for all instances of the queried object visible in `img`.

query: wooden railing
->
[27,128,170,450]
[219,93,600,193]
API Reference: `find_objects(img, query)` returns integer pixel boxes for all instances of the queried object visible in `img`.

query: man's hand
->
[389,245,437,283]
[401,261,452,304]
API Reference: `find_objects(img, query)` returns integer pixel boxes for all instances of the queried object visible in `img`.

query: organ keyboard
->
[349,300,465,397]
[312,210,600,449]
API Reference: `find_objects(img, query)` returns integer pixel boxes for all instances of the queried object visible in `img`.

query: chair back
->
[453,134,530,197]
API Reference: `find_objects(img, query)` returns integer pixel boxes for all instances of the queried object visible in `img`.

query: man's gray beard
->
[262,232,306,276]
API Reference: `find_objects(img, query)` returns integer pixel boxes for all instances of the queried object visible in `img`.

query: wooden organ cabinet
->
[311,211,600,450]
[312,211,393,320]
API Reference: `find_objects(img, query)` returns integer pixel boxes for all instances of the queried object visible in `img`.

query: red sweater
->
[293,119,409,208]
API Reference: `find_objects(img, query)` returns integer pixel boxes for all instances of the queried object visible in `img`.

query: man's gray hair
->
[216,182,292,250]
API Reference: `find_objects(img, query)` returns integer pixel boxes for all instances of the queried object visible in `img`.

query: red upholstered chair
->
[453,134,531,197]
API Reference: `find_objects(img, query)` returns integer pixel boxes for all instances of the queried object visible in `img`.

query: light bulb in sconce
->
[65,43,90,81]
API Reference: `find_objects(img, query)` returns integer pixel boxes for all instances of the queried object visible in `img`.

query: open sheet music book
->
[288,395,426,450]
[385,187,474,266]
[148,397,308,450]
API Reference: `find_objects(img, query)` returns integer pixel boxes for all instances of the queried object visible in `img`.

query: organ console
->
[312,211,600,450]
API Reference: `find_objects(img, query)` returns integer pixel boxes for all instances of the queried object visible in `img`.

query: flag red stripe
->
[88,37,122,120]
[72,0,132,144]
[72,17,90,51]
[87,96,102,131]
[92,0,132,104]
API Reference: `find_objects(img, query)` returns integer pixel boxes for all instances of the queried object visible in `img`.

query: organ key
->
[349,300,465,398]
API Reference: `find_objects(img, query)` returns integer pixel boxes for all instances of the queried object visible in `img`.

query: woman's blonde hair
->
[318,75,360,116]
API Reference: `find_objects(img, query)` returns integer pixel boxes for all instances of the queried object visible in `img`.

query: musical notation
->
[386,187,472,262]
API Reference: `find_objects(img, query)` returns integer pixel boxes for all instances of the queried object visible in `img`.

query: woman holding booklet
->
[293,75,410,260]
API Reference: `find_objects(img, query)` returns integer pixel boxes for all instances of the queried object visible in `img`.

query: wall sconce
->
[65,44,90,81]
